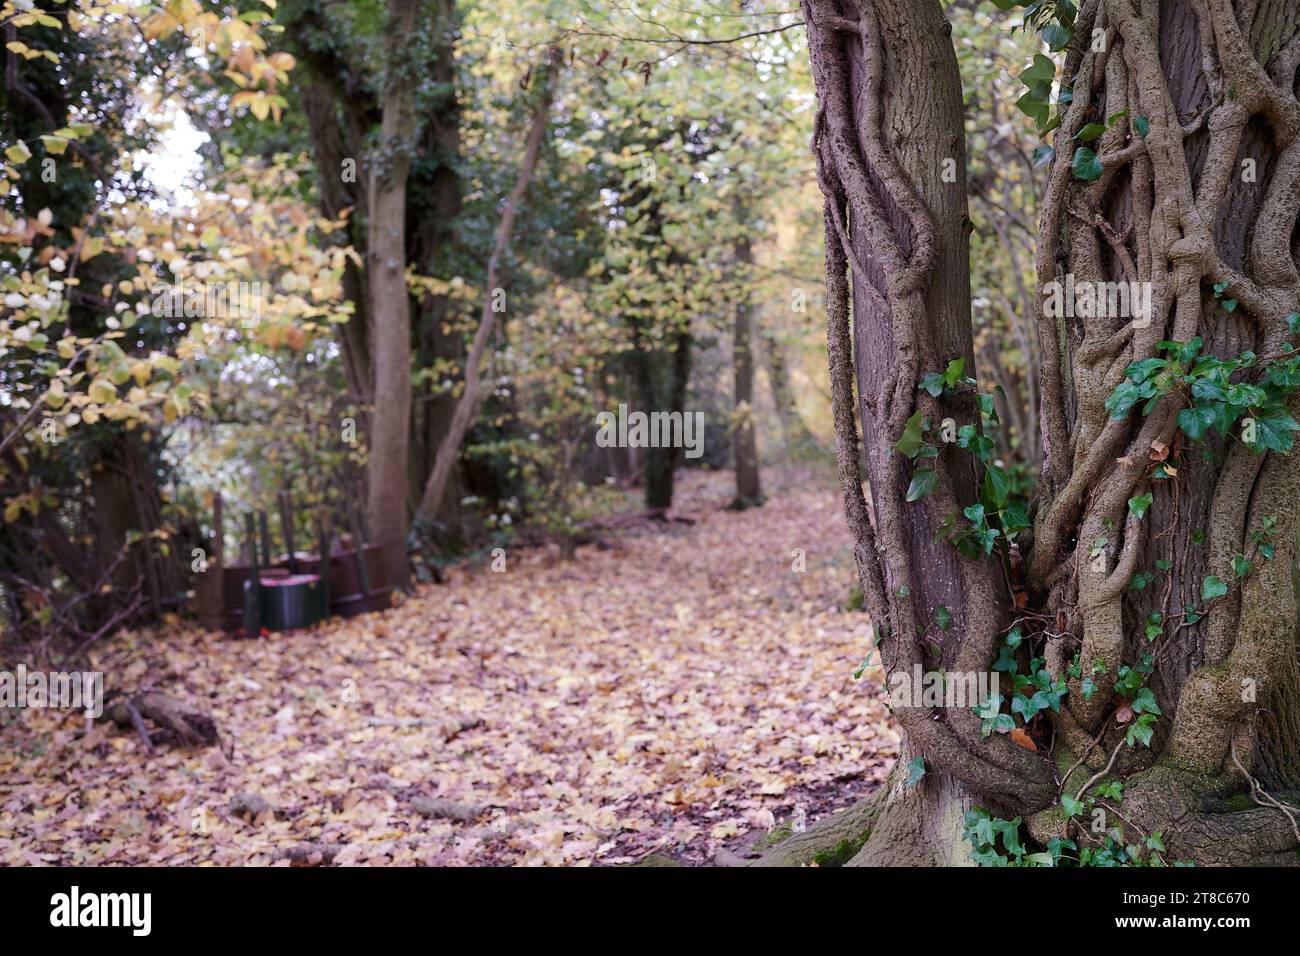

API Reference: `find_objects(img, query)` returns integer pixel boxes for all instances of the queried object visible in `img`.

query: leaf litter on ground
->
[0,469,897,866]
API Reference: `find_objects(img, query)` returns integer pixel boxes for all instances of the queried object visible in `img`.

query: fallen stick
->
[102,691,221,753]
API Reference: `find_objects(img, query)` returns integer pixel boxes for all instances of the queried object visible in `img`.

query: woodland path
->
[0,469,897,865]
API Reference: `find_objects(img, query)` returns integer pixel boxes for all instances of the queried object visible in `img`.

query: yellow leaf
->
[5,141,31,164]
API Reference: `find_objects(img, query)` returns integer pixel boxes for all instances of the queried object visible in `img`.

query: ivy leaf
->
[1020,52,1057,86]
[1061,794,1085,818]
[1132,687,1162,716]
[905,756,926,788]
[1125,713,1157,748]
[1071,146,1103,181]
[1134,115,1150,137]
[1000,501,1031,537]
[934,604,952,632]
[1032,144,1055,168]
[983,465,1010,509]
[1129,571,1154,591]
[1232,553,1251,578]
[906,468,939,502]
[1251,412,1299,454]
[894,410,926,458]
[1097,780,1124,801]
[1041,22,1071,51]
[996,817,1025,856]
[1201,575,1228,601]
[1075,122,1105,142]
[1128,492,1153,519]
[942,357,966,387]
[1177,405,1217,441]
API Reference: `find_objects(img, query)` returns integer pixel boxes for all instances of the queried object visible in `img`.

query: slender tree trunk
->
[772,0,1300,867]
[731,229,763,508]
[760,315,820,457]
[415,58,558,525]
[364,0,422,589]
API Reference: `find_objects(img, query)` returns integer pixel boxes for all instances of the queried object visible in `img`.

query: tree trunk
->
[364,0,422,590]
[731,228,764,508]
[415,57,559,525]
[760,314,821,457]
[778,0,1300,867]
[639,324,693,511]
[1022,0,1300,863]
[409,0,469,545]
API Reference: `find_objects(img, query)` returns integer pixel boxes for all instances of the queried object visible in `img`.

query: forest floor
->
[0,468,898,866]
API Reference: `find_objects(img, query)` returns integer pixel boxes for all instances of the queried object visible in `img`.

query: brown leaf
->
[1010,727,1037,751]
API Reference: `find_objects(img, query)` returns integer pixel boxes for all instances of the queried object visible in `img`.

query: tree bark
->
[409,0,469,543]
[364,0,422,589]
[731,227,764,508]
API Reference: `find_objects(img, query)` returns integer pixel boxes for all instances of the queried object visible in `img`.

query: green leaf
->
[1076,122,1105,142]
[943,357,965,387]
[1129,571,1154,591]
[1125,713,1157,748]
[906,468,939,502]
[1134,116,1150,137]
[894,410,926,458]
[1016,89,1051,129]
[1177,405,1217,441]
[1132,687,1162,716]
[1201,575,1228,601]
[1000,501,1031,537]
[1129,492,1153,519]
[983,466,1010,509]
[1252,412,1299,454]
[1020,53,1057,86]
[934,604,952,632]
[1071,146,1103,181]
[1032,144,1055,168]
[905,756,926,788]
[1041,22,1071,51]
[1097,780,1124,801]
